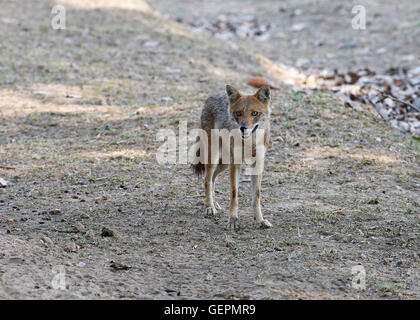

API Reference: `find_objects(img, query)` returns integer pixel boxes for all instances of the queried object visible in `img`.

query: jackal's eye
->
[251,111,259,116]
[234,111,242,117]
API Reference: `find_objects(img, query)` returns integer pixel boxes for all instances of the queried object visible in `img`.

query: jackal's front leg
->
[251,150,272,229]
[211,164,227,211]
[227,164,241,231]
[204,163,217,216]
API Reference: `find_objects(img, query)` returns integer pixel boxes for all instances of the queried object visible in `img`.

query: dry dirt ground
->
[0,0,419,299]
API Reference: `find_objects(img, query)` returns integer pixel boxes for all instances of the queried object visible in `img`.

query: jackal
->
[192,85,272,230]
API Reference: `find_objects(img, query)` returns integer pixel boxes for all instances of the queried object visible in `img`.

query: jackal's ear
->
[226,85,241,104]
[254,85,270,103]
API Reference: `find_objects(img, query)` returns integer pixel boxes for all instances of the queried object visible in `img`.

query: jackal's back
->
[200,92,238,131]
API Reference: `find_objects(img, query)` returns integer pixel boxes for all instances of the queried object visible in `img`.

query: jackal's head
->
[226,85,270,139]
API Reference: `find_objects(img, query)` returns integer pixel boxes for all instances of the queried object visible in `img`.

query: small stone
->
[101,227,114,237]
[49,209,61,215]
[291,9,303,17]
[86,230,95,239]
[143,40,159,47]
[156,97,173,102]
[313,40,324,47]
[400,54,416,62]
[110,261,130,271]
[5,219,15,224]
[65,242,77,253]
[0,178,9,187]
[80,213,89,219]
[74,222,86,233]
[290,23,306,32]
[338,41,358,49]
[165,67,180,74]
[376,47,387,54]
[413,98,420,110]
[296,58,310,67]
[40,236,54,248]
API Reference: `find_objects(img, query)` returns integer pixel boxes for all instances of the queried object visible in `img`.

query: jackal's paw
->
[214,201,222,210]
[256,219,272,229]
[205,206,217,217]
[226,217,239,231]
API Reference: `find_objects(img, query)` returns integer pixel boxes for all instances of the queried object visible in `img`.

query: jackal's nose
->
[240,126,248,132]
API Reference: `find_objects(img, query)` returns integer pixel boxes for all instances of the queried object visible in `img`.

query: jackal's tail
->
[191,137,205,178]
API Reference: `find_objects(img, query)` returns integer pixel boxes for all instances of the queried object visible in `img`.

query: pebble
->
[156,97,173,102]
[143,40,159,47]
[296,58,310,67]
[413,98,420,110]
[41,236,54,248]
[74,222,86,233]
[376,47,387,54]
[86,230,95,239]
[290,23,306,32]
[165,67,181,74]
[101,227,115,237]
[0,178,9,187]
[50,209,61,215]
[65,242,77,252]
[338,41,358,49]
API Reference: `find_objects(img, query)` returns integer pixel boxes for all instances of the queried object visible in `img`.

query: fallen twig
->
[380,94,420,112]
[0,165,16,170]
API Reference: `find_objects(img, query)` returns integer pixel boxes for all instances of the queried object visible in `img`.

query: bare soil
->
[0,0,419,299]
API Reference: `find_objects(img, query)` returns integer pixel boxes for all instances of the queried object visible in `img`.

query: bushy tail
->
[192,162,204,177]
[191,137,205,178]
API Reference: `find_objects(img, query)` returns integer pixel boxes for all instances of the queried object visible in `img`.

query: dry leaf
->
[247,76,279,90]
